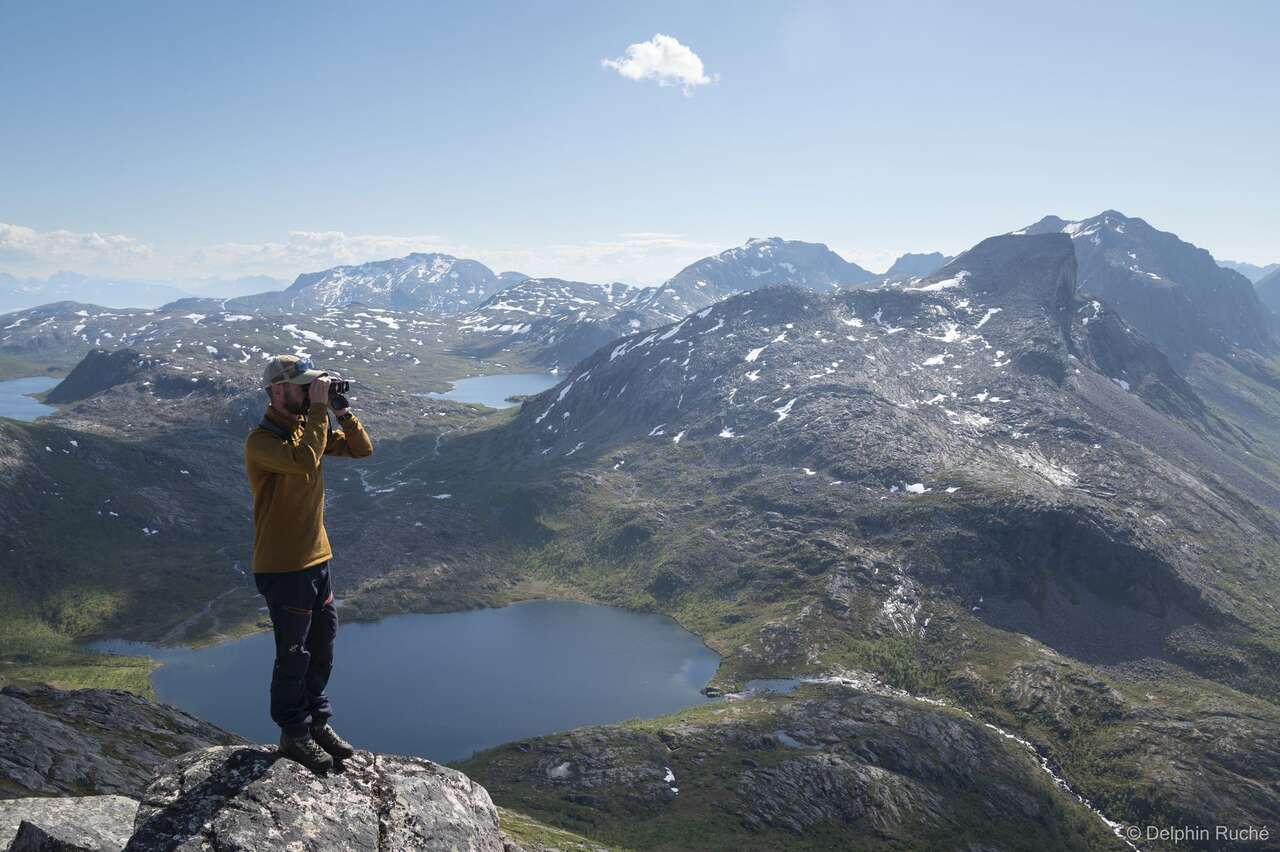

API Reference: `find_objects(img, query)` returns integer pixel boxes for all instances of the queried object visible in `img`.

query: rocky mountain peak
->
[1014,210,1277,365]
[630,237,875,323]
[882,251,949,280]
[225,252,515,315]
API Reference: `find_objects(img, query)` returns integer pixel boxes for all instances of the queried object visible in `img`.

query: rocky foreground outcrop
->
[0,747,510,852]
[0,686,518,851]
[125,746,505,851]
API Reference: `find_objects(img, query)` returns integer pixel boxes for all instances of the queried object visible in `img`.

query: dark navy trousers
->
[254,561,337,738]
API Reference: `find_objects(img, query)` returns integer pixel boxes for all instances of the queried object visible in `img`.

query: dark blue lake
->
[0,376,59,421]
[91,599,720,763]
[424,372,559,409]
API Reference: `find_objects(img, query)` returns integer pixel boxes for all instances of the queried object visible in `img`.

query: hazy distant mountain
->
[877,251,950,284]
[1219,259,1280,282]
[628,237,876,322]
[1016,211,1277,367]
[227,253,526,314]
[1257,266,1280,316]
[0,271,193,312]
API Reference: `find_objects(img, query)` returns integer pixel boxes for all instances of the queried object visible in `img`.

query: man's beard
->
[284,395,308,416]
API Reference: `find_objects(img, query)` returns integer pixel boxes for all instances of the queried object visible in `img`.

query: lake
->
[91,599,720,763]
[424,372,559,409]
[0,376,59,421]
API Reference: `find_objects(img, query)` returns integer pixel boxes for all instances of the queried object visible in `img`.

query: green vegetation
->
[496,807,618,851]
[0,587,155,695]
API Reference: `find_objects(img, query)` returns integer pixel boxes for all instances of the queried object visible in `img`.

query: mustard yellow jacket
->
[244,402,373,573]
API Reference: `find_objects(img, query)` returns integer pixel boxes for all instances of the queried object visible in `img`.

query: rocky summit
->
[0,744,511,852]
[124,746,506,852]
[0,686,569,852]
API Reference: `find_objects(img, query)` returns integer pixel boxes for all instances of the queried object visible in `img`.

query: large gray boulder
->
[124,746,506,851]
[0,796,138,851]
[0,686,245,800]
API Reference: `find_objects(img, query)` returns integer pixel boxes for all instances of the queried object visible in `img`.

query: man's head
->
[262,355,326,416]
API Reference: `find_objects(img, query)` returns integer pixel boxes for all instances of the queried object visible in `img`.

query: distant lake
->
[0,376,59,421]
[91,599,719,763]
[424,372,559,409]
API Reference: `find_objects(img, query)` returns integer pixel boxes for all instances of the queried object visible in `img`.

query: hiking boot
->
[279,731,334,773]
[310,723,355,760]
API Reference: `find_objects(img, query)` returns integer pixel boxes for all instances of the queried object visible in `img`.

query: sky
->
[1,1,1277,289]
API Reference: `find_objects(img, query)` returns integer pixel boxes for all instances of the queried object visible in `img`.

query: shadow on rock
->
[124,747,278,851]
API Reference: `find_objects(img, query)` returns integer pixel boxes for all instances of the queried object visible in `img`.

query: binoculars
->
[303,377,351,407]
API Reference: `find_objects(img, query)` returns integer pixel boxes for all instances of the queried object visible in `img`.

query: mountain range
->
[2,214,1280,849]
[224,252,529,314]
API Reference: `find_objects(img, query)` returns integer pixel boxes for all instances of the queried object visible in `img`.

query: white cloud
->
[186,231,450,275]
[0,220,727,287]
[602,34,717,95]
[0,222,153,272]
[187,231,717,284]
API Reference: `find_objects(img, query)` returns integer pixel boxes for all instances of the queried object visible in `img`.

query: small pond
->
[423,372,559,409]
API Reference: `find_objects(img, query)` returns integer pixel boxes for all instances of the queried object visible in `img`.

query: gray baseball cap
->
[261,354,327,388]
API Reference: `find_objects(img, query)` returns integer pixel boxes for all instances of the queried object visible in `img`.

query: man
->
[245,354,373,772]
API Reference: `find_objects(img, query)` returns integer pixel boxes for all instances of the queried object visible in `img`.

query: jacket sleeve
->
[325,412,374,458]
[246,403,331,473]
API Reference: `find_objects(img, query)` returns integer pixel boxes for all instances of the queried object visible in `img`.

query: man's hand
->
[308,376,332,407]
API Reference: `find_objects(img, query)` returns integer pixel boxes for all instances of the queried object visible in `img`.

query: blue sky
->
[1,1,1276,286]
